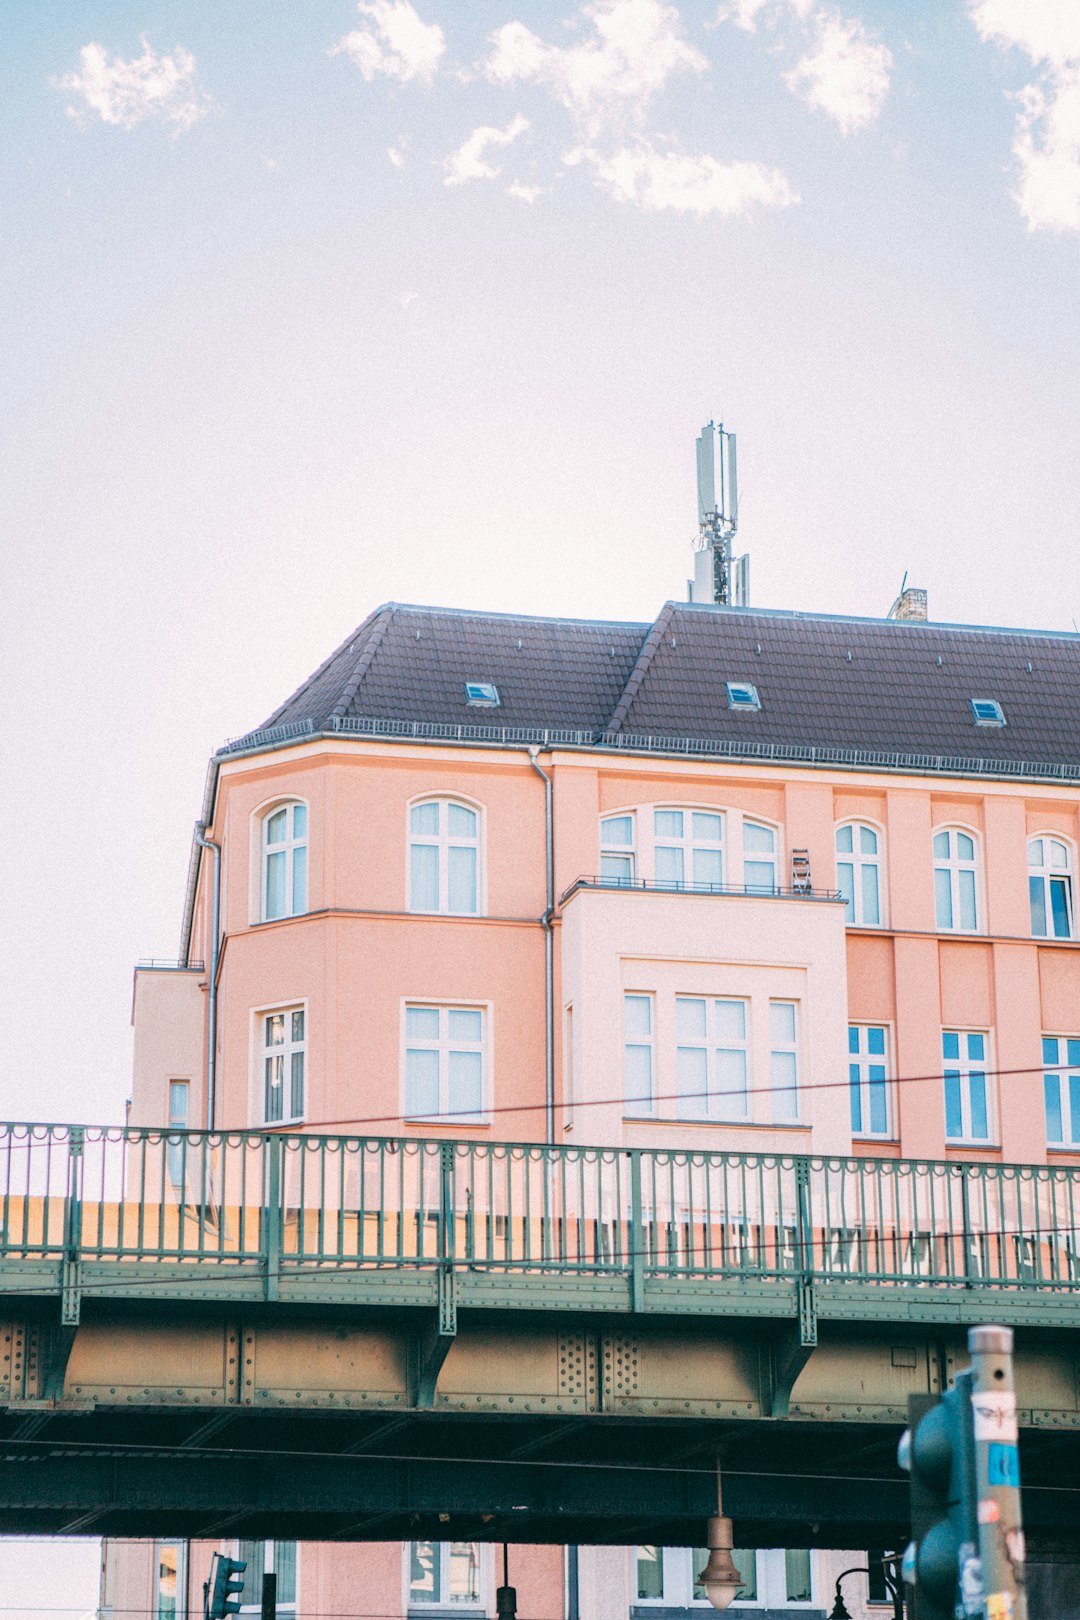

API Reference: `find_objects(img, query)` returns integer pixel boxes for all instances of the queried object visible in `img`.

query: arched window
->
[653,808,724,889]
[743,821,778,892]
[933,827,979,932]
[409,799,480,914]
[261,802,307,920]
[600,813,636,883]
[836,822,883,926]
[1029,836,1074,939]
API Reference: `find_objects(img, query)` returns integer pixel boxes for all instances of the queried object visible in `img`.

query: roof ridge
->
[330,603,397,720]
[604,603,676,736]
[258,605,389,730]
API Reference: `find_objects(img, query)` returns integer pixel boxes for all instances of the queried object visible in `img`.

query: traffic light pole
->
[968,1325,1027,1620]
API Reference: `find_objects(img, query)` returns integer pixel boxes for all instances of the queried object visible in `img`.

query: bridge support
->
[766,1328,814,1418]
[413,1268,457,1408]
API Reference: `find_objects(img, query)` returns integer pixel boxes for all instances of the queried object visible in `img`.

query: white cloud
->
[483,0,707,137]
[444,114,530,185]
[508,180,544,201]
[51,37,210,131]
[969,0,1080,231]
[784,11,892,133]
[331,0,445,86]
[387,144,407,166]
[714,0,813,30]
[566,140,798,213]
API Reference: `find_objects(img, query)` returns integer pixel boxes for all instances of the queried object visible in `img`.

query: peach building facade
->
[105,598,1080,1620]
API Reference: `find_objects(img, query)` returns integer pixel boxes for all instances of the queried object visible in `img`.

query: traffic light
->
[207,1554,247,1620]
[898,1374,978,1620]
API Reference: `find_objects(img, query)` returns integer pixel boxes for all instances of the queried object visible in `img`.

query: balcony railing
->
[1,1122,1079,1296]
[560,875,844,904]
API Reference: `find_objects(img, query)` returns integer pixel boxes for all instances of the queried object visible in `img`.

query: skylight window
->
[726,681,761,712]
[970,698,1005,727]
[464,681,500,707]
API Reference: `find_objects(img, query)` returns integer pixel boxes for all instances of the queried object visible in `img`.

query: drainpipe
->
[195,824,222,1130]
[527,746,555,1146]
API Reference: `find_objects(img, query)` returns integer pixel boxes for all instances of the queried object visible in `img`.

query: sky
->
[3,0,1080,1610]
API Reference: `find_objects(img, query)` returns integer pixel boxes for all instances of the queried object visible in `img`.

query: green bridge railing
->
[1,1122,1080,1295]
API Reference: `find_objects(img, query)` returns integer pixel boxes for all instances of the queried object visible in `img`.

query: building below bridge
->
[100,576,1080,1620]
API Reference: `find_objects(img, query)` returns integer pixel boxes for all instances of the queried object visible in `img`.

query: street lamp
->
[696,1465,744,1612]
[830,1556,904,1620]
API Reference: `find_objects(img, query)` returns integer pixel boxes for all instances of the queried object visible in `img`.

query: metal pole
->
[968,1324,1027,1620]
[260,1570,277,1620]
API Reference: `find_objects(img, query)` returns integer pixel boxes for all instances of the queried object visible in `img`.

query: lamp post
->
[829,1556,904,1620]
[696,1464,744,1612]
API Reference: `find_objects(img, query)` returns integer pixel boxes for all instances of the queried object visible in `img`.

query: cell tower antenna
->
[689,420,749,606]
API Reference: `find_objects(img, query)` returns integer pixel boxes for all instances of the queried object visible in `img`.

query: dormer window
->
[726,681,760,711]
[970,698,1005,727]
[464,681,500,707]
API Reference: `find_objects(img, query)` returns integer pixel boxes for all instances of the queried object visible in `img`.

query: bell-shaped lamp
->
[697,1514,743,1612]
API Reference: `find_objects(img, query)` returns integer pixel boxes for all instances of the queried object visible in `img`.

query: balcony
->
[560,874,844,905]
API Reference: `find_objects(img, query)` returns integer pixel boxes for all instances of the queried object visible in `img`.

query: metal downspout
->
[195,825,222,1130]
[527,746,555,1146]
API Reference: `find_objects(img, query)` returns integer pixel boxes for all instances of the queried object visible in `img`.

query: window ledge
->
[624,1115,810,1131]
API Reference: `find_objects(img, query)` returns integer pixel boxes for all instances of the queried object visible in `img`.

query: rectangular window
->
[743,821,778,892]
[601,814,636,883]
[770,1001,799,1123]
[409,1543,482,1608]
[634,1548,711,1607]
[624,994,655,1115]
[1043,1035,1080,1148]
[942,1029,991,1143]
[729,1550,758,1602]
[261,1008,305,1125]
[784,1548,812,1603]
[405,1005,485,1122]
[654,809,725,889]
[848,1025,890,1138]
[167,1080,190,1186]
[155,1542,185,1620]
[237,1543,296,1613]
[675,996,749,1120]
[866,1552,892,1605]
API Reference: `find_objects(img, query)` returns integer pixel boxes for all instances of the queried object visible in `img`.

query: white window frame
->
[942,1028,993,1145]
[632,1545,712,1608]
[403,1001,489,1124]
[653,807,726,890]
[743,819,779,893]
[835,820,884,927]
[674,995,750,1121]
[624,993,656,1116]
[408,797,483,916]
[970,698,1005,727]
[166,1079,191,1187]
[236,1541,297,1615]
[848,1024,892,1140]
[259,800,308,922]
[154,1540,187,1620]
[407,1542,485,1611]
[1043,1034,1080,1149]
[769,1000,800,1124]
[726,681,761,711]
[256,1004,307,1126]
[601,812,637,883]
[1028,835,1075,940]
[933,825,981,933]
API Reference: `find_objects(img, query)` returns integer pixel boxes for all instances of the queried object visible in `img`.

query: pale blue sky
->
[2,3,1080,1601]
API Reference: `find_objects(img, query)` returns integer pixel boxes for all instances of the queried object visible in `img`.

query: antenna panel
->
[696,425,716,525]
[725,433,738,529]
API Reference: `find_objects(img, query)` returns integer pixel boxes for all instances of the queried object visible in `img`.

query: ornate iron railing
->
[2,1123,1080,1295]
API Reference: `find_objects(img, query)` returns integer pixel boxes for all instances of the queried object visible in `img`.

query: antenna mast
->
[690,420,749,606]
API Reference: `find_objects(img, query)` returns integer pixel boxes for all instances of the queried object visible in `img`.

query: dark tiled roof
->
[234,600,1080,777]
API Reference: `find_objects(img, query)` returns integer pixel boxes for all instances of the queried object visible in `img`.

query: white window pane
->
[693,812,723,841]
[624,995,652,1037]
[410,1543,436,1602]
[714,999,746,1040]
[770,1002,796,1043]
[411,802,439,835]
[265,1013,285,1046]
[265,1055,284,1122]
[274,1544,296,1607]
[637,1548,663,1602]
[406,1006,440,1040]
[744,821,775,852]
[1050,840,1069,870]
[835,824,853,854]
[859,824,878,854]
[772,1051,798,1120]
[935,867,953,929]
[601,853,634,880]
[601,815,633,846]
[290,1051,304,1117]
[785,1548,812,1602]
[291,844,308,913]
[447,844,478,912]
[448,1050,483,1117]
[625,1045,653,1108]
[406,1049,440,1116]
[448,1544,480,1604]
[291,1009,304,1042]
[933,829,950,857]
[266,808,288,843]
[744,860,775,890]
[291,803,307,838]
[1029,838,1043,867]
[676,997,707,1039]
[168,1081,189,1121]
[715,1048,748,1117]
[449,1008,482,1043]
[730,1551,757,1603]
[692,848,723,886]
[959,868,977,929]
[410,842,440,910]
[655,845,684,884]
[447,803,477,838]
[837,861,855,922]
[676,1045,708,1114]
[654,809,683,838]
[265,850,286,918]
[958,832,975,860]
[861,862,880,924]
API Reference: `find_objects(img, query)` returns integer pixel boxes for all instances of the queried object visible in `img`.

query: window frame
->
[623,992,656,1117]
[942,1028,994,1145]
[236,1541,297,1615]
[1028,835,1075,940]
[652,806,726,891]
[725,681,761,711]
[601,811,637,884]
[970,698,1006,727]
[408,796,484,917]
[632,1545,713,1609]
[769,999,800,1124]
[254,1003,307,1127]
[407,1542,485,1612]
[742,818,780,894]
[1043,1034,1080,1150]
[933,824,982,933]
[402,1000,490,1125]
[258,799,309,923]
[674,994,751,1121]
[835,819,885,927]
[848,1023,892,1140]
[154,1540,187,1620]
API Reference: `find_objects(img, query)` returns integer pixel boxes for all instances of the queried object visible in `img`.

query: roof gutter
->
[527,745,555,1148]
[180,757,221,966]
[195,823,222,1132]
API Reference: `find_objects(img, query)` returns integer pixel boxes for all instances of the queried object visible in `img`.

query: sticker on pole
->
[985,1594,1013,1620]
[987,1442,1021,1487]
[971,1390,1018,1442]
